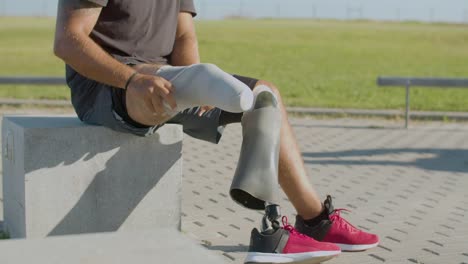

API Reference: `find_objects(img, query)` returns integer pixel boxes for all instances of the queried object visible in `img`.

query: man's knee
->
[256,80,281,98]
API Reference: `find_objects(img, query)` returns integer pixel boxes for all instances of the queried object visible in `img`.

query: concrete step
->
[0,228,227,264]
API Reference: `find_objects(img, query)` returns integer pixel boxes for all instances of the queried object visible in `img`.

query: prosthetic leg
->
[157,64,283,222]
[156,64,254,115]
[230,85,282,210]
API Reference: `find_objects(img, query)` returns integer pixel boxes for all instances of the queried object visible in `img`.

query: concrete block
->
[0,228,227,264]
[2,115,183,238]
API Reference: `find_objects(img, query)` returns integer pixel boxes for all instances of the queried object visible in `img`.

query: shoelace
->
[329,208,358,232]
[282,216,310,238]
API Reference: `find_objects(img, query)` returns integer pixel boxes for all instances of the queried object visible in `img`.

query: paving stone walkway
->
[181,118,468,264]
[0,113,467,264]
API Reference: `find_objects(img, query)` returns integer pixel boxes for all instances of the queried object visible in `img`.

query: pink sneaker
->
[245,216,341,264]
[295,195,379,252]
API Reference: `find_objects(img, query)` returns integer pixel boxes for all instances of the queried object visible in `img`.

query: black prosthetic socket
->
[261,204,281,234]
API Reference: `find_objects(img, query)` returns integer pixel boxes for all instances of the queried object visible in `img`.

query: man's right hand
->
[126,74,178,126]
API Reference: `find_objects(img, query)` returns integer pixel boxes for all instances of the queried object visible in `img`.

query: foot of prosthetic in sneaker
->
[245,205,341,264]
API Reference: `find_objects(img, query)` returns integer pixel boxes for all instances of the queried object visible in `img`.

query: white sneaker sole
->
[244,250,341,264]
[335,242,379,252]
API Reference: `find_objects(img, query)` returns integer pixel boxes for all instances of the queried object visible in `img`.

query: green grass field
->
[1,17,468,111]
[0,231,8,239]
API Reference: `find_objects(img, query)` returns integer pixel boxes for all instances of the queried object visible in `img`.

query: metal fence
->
[198,1,468,22]
[1,0,468,24]
[377,77,468,128]
[0,77,65,86]
[1,76,468,125]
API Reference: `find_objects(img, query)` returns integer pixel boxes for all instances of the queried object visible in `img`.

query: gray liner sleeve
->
[156,64,254,116]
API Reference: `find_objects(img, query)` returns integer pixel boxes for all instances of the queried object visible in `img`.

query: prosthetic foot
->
[156,64,254,115]
[261,203,282,233]
[230,85,282,210]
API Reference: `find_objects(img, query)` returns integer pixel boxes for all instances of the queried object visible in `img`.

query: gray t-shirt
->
[86,0,196,64]
[65,0,196,120]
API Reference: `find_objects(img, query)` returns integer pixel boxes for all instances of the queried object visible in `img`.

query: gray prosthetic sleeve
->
[156,64,254,115]
[230,85,282,210]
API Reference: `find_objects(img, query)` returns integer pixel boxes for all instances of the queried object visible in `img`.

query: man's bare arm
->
[170,12,200,66]
[54,0,177,120]
[54,0,135,89]
[170,11,212,115]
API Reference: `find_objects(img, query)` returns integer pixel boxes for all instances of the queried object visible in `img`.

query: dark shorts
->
[67,66,258,144]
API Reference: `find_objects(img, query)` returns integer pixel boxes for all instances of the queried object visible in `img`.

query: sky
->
[1,0,468,24]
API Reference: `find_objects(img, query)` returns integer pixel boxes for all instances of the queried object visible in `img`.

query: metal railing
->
[0,77,66,86]
[2,76,468,127]
[377,77,468,128]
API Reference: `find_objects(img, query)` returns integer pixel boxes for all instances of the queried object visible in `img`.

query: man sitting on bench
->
[54,1,378,263]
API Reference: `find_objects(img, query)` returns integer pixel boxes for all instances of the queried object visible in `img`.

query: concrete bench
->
[2,115,183,238]
[0,228,227,264]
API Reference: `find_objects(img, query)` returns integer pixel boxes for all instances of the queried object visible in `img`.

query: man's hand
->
[126,74,178,125]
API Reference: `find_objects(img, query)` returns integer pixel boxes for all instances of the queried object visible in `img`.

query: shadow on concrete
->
[292,123,397,130]
[18,117,122,172]
[303,148,468,173]
[292,123,468,133]
[46,130,182,236]
[203,244,249,253]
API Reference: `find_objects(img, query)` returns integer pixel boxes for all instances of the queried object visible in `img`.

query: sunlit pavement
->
[181,118,468,264]
[1,113,467,264]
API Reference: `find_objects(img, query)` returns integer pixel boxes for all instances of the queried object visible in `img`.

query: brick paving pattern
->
[181,118,468,264]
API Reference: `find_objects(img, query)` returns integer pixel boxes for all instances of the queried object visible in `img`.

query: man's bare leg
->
[255,80,323,219]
